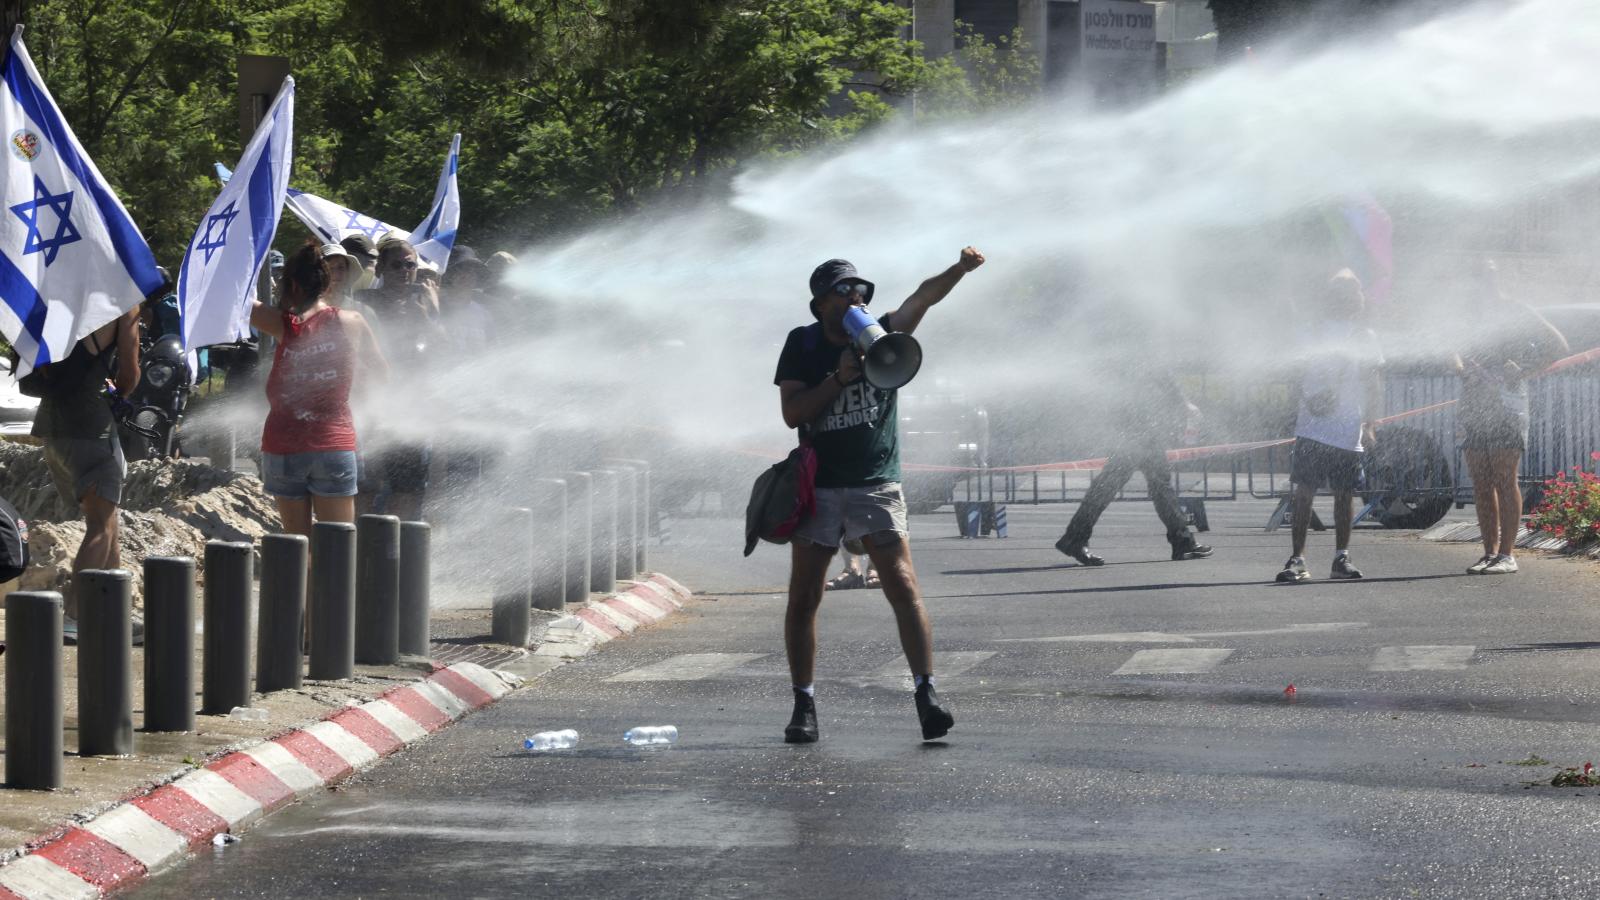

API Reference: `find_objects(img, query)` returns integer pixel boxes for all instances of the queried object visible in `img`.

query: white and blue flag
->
[178,76,294,349]
[0,26,163,372]
[284,186,409,246]
[410,133,460,273]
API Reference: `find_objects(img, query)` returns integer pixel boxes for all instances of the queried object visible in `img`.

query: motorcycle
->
[116,334,193,460]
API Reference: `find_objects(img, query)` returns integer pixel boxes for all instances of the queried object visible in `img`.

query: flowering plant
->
[1526,456,1600,546]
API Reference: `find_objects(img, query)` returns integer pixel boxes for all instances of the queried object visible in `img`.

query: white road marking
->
[998,623,1366,644]
[875,650,997,688]
[1370,645,1475,672]
[607,652,767,682]
[1113,648,1234,675]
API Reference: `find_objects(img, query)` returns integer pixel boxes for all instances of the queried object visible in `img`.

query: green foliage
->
[19,0,1027,264]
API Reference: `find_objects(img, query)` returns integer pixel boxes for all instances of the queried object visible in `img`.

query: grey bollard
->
[611,467,637,583]
[605,458,651,574]
[563,472,592,602]
[6,592,63,789]
[589,469,619,595]
[491,507,534,646]
[256,534,308,694]
[355,515,401,665]
[398,522,431,656]
[78,569,135,757]
[531,479,567,612]
[144,557,196,732]
[309,522,357,680]
[202,541,255,715]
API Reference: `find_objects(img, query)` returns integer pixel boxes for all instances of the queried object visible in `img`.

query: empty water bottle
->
[228,706,268,723]
[623,725,678,746]
[523,729,579,751]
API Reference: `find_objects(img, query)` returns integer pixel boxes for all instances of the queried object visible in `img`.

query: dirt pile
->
[0,442,278,607]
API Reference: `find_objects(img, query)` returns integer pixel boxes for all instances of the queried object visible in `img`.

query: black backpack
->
[0,496,29,583]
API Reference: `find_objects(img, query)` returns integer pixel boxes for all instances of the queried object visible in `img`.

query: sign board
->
[1080,0,1158,65]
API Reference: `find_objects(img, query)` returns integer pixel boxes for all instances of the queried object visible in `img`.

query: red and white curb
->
[0,574,695,899]
[535,574,690,660]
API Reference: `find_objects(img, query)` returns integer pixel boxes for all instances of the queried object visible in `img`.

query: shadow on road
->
[925,572,1462,599]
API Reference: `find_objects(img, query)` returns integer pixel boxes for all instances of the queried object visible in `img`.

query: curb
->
[0,574,693,900]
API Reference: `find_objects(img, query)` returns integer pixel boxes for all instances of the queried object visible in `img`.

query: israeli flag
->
[284,187,410,246]
[0,27,163,373]
[178,76,294,349]
[410,133,460,273]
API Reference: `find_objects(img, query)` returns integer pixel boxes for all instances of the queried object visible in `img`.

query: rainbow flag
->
[1324,194,1393,304]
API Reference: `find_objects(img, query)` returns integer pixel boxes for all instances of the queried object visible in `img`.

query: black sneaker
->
[1330,555,1363,580]
[1171,541,1214,561]
[1276,558,1309,583]
[915,683,955,741]
[1055,537,1105,567]
[784,690,819,744]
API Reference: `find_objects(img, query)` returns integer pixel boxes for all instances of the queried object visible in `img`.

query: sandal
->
[863,570,881,589]
[824,571,865,591]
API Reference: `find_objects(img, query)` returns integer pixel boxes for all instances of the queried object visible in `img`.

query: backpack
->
[0,496,29,582]
[16,334,111,399]
[743,443,817,557]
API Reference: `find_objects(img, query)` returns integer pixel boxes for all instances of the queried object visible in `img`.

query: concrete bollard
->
[531,479,567,612]
[605,458,651,574]
[563,472,592,602]
[399,522,432,657]
[611,467,638,583]
[256,534,308,694]
[143,557,196,733]
[309,522,356,680]
[6,592,63,789]
[589,469,618,595]
[78,569,135,757]
[491,507,534,647]
[355,515,401,666]
[202,541,255,715]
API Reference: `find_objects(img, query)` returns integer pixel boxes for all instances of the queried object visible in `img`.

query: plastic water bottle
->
[523,729,579,751]
[623,725,678,746]
[228,706,268,723]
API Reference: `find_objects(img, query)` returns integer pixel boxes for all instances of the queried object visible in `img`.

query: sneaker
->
[915,682,955,741]
[1171,541,1214,561]
[1466,554,1496,575]
[784,690,819,744]
[63,615,79,645]
[1055,537,1105,567]
[1330,555,1363,580]
[1482,555,1518,575]
[1275,558,1309,583]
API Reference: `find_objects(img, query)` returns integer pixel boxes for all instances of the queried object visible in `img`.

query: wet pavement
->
[134,499,1600,898]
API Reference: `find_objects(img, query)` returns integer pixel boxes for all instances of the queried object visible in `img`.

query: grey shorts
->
[793,482,908,553]
[44,435,126,506]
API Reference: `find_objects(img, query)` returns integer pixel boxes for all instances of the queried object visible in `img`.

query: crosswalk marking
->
[1113,648,1234,675]
[875,650,996,688]
[1370,645,1475,672]
[606,653,767,682]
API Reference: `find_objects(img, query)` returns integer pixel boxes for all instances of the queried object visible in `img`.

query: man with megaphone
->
[773,246,985,744]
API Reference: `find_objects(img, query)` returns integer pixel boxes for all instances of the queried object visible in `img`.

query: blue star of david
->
[9,175,81,267]
[343,209,388,240]
[195,200,239,264]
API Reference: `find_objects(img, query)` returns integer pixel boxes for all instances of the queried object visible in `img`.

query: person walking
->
[1456,260,1568,575]
[250,242,388,538]
[1277,270,1384,583]
[1055,365,1212,566]
[773,247,985,743]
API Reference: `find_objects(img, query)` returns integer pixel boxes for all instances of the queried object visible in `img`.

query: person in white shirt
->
[1277,270,1384,583]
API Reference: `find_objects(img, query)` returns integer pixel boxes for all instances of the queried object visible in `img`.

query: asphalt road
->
[135,498,1600,899]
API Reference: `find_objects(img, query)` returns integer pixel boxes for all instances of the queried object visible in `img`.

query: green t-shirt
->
[773,320,899,488]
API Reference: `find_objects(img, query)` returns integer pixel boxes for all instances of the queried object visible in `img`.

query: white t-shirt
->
[1294,324,1384,452]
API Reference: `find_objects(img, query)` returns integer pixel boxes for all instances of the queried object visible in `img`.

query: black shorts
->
[378,445,432,493]
[1289,437,1362,493]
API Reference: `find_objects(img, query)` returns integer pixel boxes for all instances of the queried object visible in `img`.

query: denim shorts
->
[792,482,909,553]
[261,450,359,498]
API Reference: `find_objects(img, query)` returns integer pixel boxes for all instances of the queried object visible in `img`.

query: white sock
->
[913,674,934,689]
[1335,549,1349,559]
[794,684,814,697]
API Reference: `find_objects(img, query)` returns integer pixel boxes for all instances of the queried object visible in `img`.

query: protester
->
[441,246,493,351]
[1456,259,1569,575]
[824,553,879,590]
[1055,361,1212,566]
[359,238,444,520]
[250,241,388,537]
[322,242,381,321]
[773,247,985,743]
[31,305,141,642]
[340,233,380,287]
[1277,270,1384,583]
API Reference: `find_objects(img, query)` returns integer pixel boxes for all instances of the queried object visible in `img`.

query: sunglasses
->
[831,281,869,299]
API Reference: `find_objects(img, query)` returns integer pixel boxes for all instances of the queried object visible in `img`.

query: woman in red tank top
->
[250,241,388,539]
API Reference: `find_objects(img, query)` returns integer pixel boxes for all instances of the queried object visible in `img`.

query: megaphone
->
[843,306,922,391]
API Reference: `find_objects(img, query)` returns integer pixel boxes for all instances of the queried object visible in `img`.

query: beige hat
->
[320,242,357,272]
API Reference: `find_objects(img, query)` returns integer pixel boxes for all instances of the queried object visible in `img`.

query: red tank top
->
[261,307,358,454]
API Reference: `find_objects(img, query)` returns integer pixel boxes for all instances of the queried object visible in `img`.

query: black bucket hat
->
[808,258,875,319]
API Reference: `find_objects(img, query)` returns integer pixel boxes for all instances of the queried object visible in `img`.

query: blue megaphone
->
[843,306,922,391]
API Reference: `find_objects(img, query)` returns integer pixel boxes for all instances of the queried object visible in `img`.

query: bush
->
[1526,455,1600,545]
